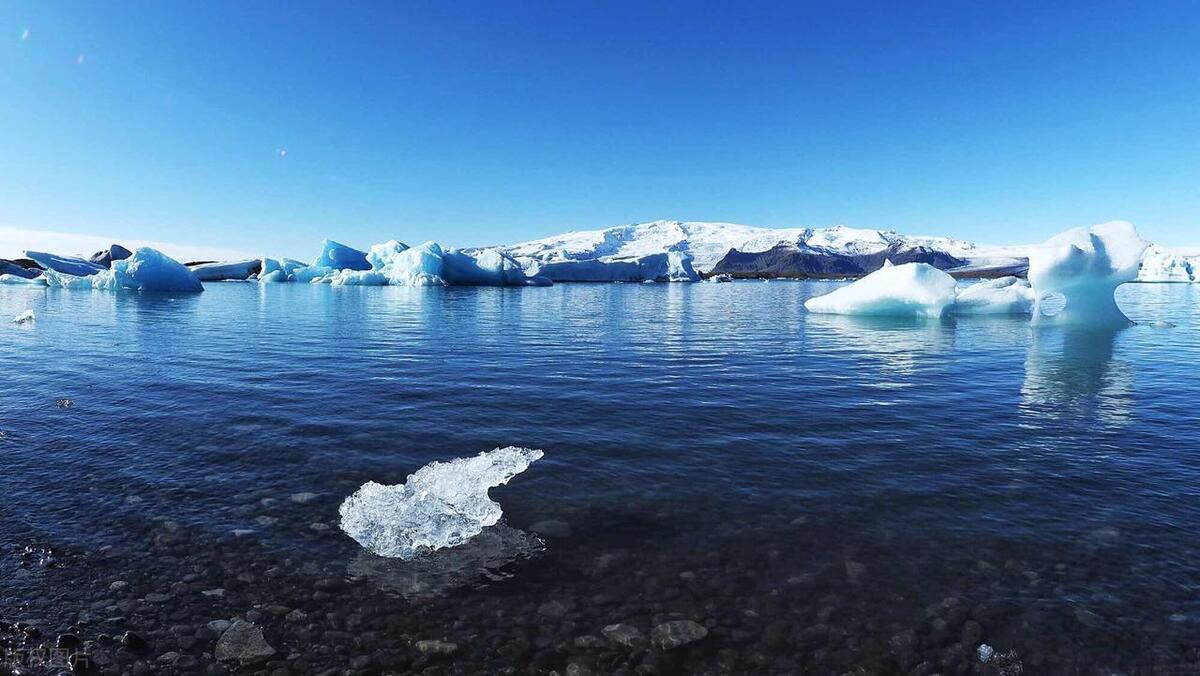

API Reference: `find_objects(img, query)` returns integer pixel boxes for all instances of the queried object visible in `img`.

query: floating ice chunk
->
[1138,244,1197,283]
[1028,221,1147,326]
[0,274,46,286]
[43,248,203,292]
[290,265,334,284]
[378,241,447,286]
[328,269,388,286]
[804,262,957,318]
[339,447,544,559]
[312,240,371,271]
[978,644,994,663]
[953,277,1035,315]
[12,309,35,324]
[24,250,106,277]
[188,259,261,281]
[442,248,529,286]
[529,251,699,282]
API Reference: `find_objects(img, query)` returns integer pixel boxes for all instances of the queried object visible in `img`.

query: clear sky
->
[2,0,1198,259]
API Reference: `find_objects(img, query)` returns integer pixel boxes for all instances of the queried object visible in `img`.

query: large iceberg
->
[24,250,106,277]
[373,240,445,286]
[527,251,699,282]
[1028,221,1146,326]
[804,261,958,318]
[43,247,203,293]
[312,239,371,271]
[443,248,534,286]
[339,447,544,559]
[188,259,261,281]
[953,277,1036,315]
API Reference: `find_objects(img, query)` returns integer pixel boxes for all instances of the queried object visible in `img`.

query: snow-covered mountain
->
[501,220,1000,275]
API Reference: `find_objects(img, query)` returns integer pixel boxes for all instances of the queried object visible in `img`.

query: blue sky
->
[2,1,1198,258]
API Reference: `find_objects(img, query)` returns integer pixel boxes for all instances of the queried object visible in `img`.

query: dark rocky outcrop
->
[708,243,966,279]
[89,244,133,268]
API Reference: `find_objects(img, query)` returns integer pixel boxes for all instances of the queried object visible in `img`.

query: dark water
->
[1,281,1198,675]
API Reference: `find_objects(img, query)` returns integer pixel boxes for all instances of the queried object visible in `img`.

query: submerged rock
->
[651,620,708,650]
[214,620,275,664]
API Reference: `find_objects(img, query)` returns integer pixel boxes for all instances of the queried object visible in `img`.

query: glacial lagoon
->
[2,280,1199,673]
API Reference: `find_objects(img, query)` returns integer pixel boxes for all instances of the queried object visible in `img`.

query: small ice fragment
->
[12,309,35,324]
[339,446,544,559]
[978,643,995,663]
[55,398,74,409]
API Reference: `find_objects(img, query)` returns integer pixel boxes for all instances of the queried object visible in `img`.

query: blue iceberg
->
[188,259,261,281]
[312,240,371,271]
[43,247,203,293]
[24,251,107,277]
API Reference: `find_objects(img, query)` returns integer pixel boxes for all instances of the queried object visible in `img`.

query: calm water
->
[1,281,1198,674]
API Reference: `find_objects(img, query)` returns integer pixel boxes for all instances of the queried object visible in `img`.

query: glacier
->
[24,250,107,277]
[952,277,1036,315]
[804,261,958,318]
[338,447,544,559]
[312,239,372,271]
[43,247,204,293]
[1028,221,1146,326]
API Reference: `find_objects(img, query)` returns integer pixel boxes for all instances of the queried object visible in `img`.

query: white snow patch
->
[339,447,544,559]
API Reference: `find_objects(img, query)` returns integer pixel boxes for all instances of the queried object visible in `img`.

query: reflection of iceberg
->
[804,313,957,378]
[804,262,957,318]
[347,524,544,600]
[1020,325,1132,427]
[339,447,543,559]
[1029,221,1146,326]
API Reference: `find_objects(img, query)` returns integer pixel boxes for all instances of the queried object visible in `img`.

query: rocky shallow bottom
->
[2,484,1198,676]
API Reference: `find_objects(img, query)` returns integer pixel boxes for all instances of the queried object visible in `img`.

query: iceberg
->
[804,261,957,318]
[1138,244,1197,283]
[1028,221,1146,326]
[24,250,106,277]
[377,241,447,286]
[290,265,334,284]
[339,447,544,559]
[442,248,530,286]
[527,251,699,283]
[88,244,133,268]
[188,259,261,282]
[328,269,388,286]
[0,274,46,286]
[43,247,204,293]
[312,239,371,271]
[0,259,41,279]
[953,277,1036,315]
[12,309,35,324]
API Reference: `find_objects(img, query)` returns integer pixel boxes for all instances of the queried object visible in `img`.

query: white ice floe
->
[1028,221,1146,326]
[804,262,958,318]
[952,277,1036,315]
[43,247,203,293]
[0,274,46,286]
[339,447,544,559]
[12,309,35,324]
